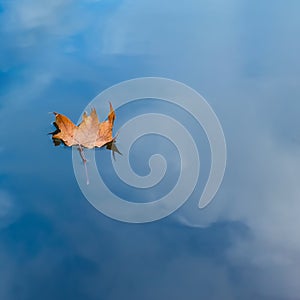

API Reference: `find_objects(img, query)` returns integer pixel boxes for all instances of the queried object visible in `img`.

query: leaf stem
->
[77,145,89,185]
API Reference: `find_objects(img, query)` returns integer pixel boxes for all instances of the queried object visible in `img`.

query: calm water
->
[1,1,300,299]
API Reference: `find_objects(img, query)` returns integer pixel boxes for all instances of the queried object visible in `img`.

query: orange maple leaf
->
[50,103,121,184]
[52,103,116,148]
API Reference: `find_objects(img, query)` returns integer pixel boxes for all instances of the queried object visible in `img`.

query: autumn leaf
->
[52,103,116,148]
[50,103,121,184]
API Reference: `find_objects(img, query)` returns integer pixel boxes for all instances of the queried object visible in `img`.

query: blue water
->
[1,1,300,299]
